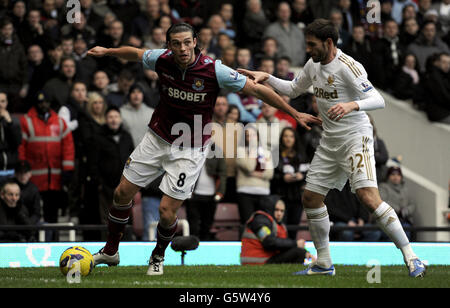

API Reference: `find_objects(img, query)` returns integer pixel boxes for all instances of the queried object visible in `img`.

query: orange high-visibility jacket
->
[18,107,75,191]
[240,210,288,265]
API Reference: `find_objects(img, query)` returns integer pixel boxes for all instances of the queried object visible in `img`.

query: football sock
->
[304,206,333,268]
[152,217,179,257]
[373,202,415,262]
[104,200,133,256]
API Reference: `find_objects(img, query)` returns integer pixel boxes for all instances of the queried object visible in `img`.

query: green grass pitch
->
[0,265,448,288]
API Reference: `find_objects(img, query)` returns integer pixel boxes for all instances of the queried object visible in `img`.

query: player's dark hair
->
[305,19,339,46]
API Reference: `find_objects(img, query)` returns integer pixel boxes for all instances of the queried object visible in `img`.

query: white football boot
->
[147,255,164,276]
[93,248,120,267]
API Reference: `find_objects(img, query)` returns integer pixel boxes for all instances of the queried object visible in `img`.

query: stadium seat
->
[210,203,241,241]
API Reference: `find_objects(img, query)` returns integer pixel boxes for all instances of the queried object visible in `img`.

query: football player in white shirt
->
[239,19,426,278]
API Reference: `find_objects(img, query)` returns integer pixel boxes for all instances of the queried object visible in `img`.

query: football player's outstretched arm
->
[241,78,321,131]
[87,46,146,62]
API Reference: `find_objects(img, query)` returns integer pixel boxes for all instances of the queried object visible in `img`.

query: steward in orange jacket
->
[241,195,313,265]
[18,92,75,192]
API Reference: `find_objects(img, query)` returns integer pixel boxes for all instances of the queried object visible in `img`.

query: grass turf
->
[0,265,448,288]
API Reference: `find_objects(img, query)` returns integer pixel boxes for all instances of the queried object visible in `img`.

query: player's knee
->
[356,188,381,212]
[113,185,133,206]
[302,192,320,208]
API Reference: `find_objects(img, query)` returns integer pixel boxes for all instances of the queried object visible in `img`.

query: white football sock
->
[304,206,332,268]
[373,202,416,262]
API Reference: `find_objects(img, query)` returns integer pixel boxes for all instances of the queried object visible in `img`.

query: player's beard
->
[310,42,328,63]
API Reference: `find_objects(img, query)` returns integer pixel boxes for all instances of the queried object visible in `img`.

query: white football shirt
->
[274,49,382,140]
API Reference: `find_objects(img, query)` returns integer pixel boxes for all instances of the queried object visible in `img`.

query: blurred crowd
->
[0,0,442,243]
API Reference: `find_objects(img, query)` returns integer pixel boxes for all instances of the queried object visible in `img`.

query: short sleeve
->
[142,49,167,71]
[214,60,247,92]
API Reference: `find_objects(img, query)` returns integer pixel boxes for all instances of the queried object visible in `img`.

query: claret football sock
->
[373,202,415,262]
[304,206,333,268]
[104,200,133,256]
[152,218,179,257]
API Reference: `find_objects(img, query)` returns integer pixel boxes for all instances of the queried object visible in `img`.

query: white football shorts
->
[305,134,378,196]
[123,129,208,200]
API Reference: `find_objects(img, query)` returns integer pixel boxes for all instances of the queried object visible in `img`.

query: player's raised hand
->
[293,111,322,131]
[87,46,109,57]
[327,102,359,121]
[237,68,270,84]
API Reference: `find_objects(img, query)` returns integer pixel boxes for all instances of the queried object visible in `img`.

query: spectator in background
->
[26,44,54,106]
[256,102,285,154]
[0,17,28,112]
[431,0,450,34]
[16,9,47,50]
[291,0,315,30]
[131,0,161,39]
[73,36,98,84]
[144,26,165,50]
[107,0,140,35]
[271,127,309,239]
[0,181,30,242]
[329,8,350,49]
[393,53,420,100]
[197,26,215,57]
[90,70,110,96]
[215,32,233,58]
[327,181,381,242]
[87,106,134,224]
[219,2,236,38]
[343,24,375,80]
[417,0,432,26]
[264,2,306,66]
[40,0,62,42]
[241,195,314,265]
[422,52,450,123]
[373,19,405,91]
[379,166,415,240]
[336,0,356,34]
[400,17,420,46]
[174,0,207,28]
[275,56,294,81]
[120,83,155,147]
[243,0,269,54]
[236,47,254,70]
[236,125,274,225]
[392,0,418,25]
[13,160,41,225]
[157,14,172,35]
[0,92,22,178]
[78,91,107,240]
[106,69,136,108]
[9,1,26,33]
[220,45,237,68]
[80,0,104,33]
[61,11,96,47]
[141,174,163,241]
[43,56,78,111]
[208,14,227,48]
[367,115,389,183]
[254,37,278,67]
[186,143,227,241]
[18,90,75,224]
[407,21,449,73]
[58,81,88,135]
[259,57,275,75]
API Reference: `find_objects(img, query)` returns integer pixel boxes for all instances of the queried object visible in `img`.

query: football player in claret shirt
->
[238,19,426,278]
[87,23,321,275]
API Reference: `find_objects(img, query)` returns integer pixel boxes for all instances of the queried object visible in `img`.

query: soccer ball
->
[59,246,94,277]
